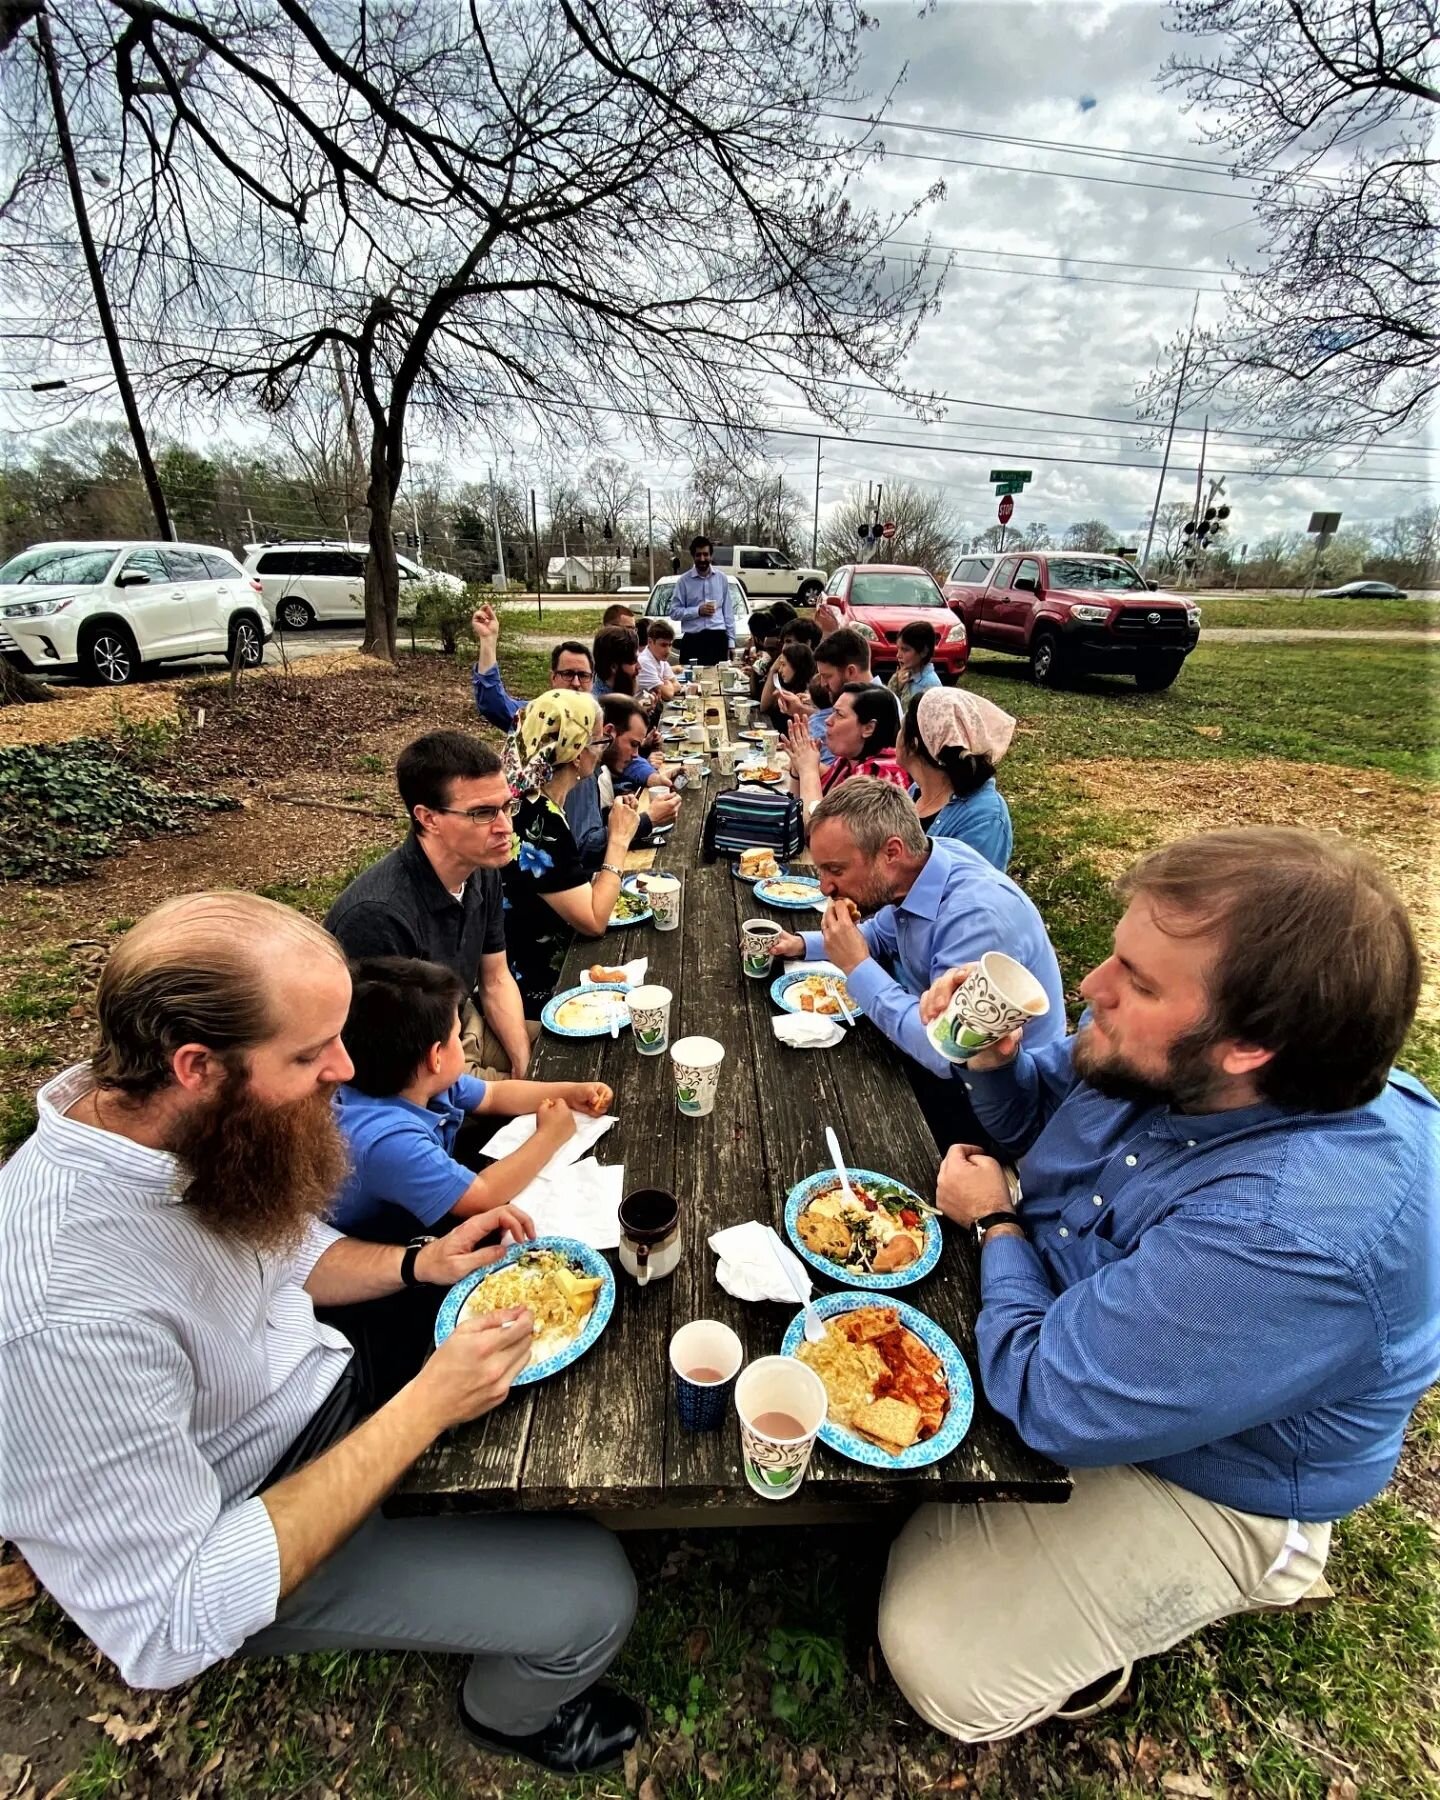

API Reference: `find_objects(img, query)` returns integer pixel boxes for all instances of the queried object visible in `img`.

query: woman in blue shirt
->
[897,686,1016,871]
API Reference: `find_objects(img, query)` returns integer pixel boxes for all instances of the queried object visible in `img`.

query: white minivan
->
[244,541,463,629]
[0,540,271,685]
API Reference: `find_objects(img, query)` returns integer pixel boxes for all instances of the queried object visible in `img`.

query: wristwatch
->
[400,1235,436,1287]
[973,1211,1024,1248]
[601,861,625,877]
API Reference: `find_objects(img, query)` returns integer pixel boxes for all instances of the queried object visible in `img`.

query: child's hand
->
[564,1082,612,1117]
[535,1095,577,1145]
[483,1203,537,1245]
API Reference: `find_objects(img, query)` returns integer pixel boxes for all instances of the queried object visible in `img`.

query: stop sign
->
[997,495,1015,525]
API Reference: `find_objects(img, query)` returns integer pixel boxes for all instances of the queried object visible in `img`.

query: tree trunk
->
[361,439,400,662]
[0,659,55,705]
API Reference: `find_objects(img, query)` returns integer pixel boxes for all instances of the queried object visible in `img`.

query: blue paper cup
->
[670,1320,744,1433]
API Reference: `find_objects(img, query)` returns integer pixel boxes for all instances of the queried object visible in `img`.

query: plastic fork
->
[766,1227,826,1344]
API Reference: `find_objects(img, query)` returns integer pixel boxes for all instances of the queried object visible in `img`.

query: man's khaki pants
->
[879,1465,1330,1742]
[460,1000,540,1082]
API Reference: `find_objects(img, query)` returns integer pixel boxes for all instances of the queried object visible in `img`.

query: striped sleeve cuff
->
[198,1496,283,1656]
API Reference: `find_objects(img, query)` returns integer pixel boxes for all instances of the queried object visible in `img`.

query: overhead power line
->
[853,145,1252,202]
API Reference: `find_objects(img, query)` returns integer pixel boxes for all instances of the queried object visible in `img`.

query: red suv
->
[818,564,969,678]
[943,552,1200,690]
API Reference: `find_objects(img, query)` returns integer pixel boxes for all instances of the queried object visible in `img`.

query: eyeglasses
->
[552,667,592,684]
[431,800,520,825]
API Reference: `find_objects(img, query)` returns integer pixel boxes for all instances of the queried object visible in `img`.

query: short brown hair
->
[92,893,346,1099]
[1119,828,1419,1112]
[601,603,636,627]
[646,617,676,644]
[816,627,872,673]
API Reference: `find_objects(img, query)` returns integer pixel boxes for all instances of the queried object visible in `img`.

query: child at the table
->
[332,954,610,1246]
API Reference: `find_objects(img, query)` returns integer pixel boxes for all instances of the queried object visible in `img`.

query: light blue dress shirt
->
[966,1040,1440,1520]
[672,568,734,648]
[799,836,1065,1078]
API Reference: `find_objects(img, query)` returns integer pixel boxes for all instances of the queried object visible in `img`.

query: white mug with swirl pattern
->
[927,951,1050,1065]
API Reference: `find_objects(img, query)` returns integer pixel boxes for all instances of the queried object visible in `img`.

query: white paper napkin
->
[772,1013,844,1050]
[709,1220,813,1303]
[579,957,648,988]
[478,1109,617,1177]
[515,1158,625,1250]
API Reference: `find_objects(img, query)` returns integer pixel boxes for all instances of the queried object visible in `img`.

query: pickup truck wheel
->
[1029,630,1066,688]
[1134,655,1184,692]
[796,580,823,606]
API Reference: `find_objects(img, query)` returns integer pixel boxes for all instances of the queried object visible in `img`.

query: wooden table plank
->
[399,676,1069,1513]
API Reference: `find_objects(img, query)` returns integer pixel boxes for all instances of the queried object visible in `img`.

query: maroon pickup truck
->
[942,552,1201,690]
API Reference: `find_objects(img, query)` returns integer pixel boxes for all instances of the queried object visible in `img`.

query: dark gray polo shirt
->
[324,831,505,993]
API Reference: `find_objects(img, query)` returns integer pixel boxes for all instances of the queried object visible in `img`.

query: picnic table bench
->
[397,684,1068,1523]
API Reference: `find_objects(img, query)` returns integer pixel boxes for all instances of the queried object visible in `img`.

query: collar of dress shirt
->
[894,843,947,923]
[1145,1094,1289,1142]
[36,1063,185,1196]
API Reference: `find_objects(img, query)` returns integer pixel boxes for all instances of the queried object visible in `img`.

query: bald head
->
[93,892,348,1100]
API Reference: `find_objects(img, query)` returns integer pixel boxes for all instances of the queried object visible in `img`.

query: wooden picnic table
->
[398,681,1068,1522]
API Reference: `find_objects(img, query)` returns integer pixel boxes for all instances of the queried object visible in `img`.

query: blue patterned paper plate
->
[770,969,867,1020]
[784,1167,940,1289]
[434,1238,616,1385]
[753,874,824,910]
[623,869,679,894]
[607,893,653,928]
[541,984,632,1038]
[781,1291,973,1470]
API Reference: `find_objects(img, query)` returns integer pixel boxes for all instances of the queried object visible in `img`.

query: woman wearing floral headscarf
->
[896,687,1017,871]
[501,689,641,1014]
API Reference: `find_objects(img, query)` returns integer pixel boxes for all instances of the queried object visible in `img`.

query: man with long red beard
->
[878,827,1440,1744]
[0,893,641,1777]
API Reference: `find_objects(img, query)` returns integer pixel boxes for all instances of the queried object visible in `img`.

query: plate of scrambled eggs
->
[434,1240,615,1384]
[783,1295,973,1469]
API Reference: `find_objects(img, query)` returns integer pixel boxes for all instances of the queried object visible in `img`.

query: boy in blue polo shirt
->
[334,956,611,1244]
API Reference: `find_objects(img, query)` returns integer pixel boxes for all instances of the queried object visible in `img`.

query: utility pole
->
[812,440,821,565]
[646,488,655,586]
[1191,414,1209,530]
[35,7,172,540]
[530,488,542,622]
[1140,292,1200,576]
[489,465,507,585]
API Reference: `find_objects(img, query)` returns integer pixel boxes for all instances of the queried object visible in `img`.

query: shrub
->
[411,580,478,655]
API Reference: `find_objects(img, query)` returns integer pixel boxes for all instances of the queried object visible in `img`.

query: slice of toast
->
[851,1396,923,1453]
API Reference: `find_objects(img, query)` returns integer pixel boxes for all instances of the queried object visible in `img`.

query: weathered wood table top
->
[398,682,1068,1521]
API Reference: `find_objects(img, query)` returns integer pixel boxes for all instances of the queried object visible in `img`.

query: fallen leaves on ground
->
[86,1710,162,1747]
[0,1554,37,1610]
[1160,1774,1218,1798]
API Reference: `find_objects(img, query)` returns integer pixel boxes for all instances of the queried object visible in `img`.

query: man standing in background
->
[671,536,733,666]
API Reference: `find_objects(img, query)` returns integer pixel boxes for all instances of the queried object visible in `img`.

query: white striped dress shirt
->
[0,1066,350,1688]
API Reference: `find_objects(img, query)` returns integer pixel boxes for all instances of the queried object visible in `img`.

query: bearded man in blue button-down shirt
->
[879,827,1440,1743]
[671,535,734,665]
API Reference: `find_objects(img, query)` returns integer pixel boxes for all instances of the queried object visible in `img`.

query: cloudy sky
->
[5,0,1433,549]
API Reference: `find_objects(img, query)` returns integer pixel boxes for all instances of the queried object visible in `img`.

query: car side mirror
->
[1014,576,1038,595]
[115,571,150,587]
[1145,578,1159,591]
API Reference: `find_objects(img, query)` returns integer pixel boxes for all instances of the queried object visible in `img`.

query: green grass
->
[0,947,82,1024]
[1195,596,1440,632]
[963,638,1439,781]
[256,843,392,919]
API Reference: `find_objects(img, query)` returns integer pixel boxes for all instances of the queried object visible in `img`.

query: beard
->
[1072,1017,1225,1112]
[166,1064,350,1256]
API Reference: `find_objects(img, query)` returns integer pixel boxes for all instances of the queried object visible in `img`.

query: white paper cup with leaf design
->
[927,951,1051,1065]
[669,1035,725,1116]
[626,984,673,1055]
[639,873,681,932]
[735,1357,828,1500]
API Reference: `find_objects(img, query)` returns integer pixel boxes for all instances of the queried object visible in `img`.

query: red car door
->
[982,556,1025,648]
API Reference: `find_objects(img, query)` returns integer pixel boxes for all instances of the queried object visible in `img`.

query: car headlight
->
[1071,604,1109,623]
[1186,605,1202,625]
[852,620,877,640]
[2,597,72,619]
[945,622,968,643]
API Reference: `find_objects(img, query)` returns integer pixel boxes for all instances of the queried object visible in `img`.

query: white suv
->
[0,540,271,686]
[244,541,464,630]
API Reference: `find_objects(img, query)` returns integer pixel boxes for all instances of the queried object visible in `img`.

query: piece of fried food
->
[798,1210,854,1262]
[851,1396,923,1452]
[587,964,627,984]
[840,897,861,923]
[873,1233,920,1273]
[840,1306,901,1344]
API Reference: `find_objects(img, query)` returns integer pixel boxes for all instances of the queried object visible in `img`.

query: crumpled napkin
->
[580,956,647,988]
[514,1159,625,1250]
[479,1109,617,1175]
[772,1013,844,1050]
[709,1220,813,1303]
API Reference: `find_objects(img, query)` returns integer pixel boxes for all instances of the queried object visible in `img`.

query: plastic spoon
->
[824,1126,857,1209]
[766,1226,825,1345]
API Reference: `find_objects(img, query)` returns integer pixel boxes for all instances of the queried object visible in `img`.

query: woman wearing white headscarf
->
[895,687,1017,871]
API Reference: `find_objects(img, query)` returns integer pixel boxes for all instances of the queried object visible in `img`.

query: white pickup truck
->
[706,544,826,607]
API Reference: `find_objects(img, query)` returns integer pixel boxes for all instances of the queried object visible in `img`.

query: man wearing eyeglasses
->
[672,536,733,667]
[326,733,537,1081]
[469,607,592,730]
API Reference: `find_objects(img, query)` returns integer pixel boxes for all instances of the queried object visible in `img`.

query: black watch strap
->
[400,1236,434,1287]
[974,1211,1024,1242]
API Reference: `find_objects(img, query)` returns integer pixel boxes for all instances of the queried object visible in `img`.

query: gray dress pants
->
[242,1508,637,1736]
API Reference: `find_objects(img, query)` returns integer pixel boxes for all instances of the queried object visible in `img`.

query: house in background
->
[546,553,628,591]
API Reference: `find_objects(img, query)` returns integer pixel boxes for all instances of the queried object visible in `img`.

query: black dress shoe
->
[456,1680,644,1775]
